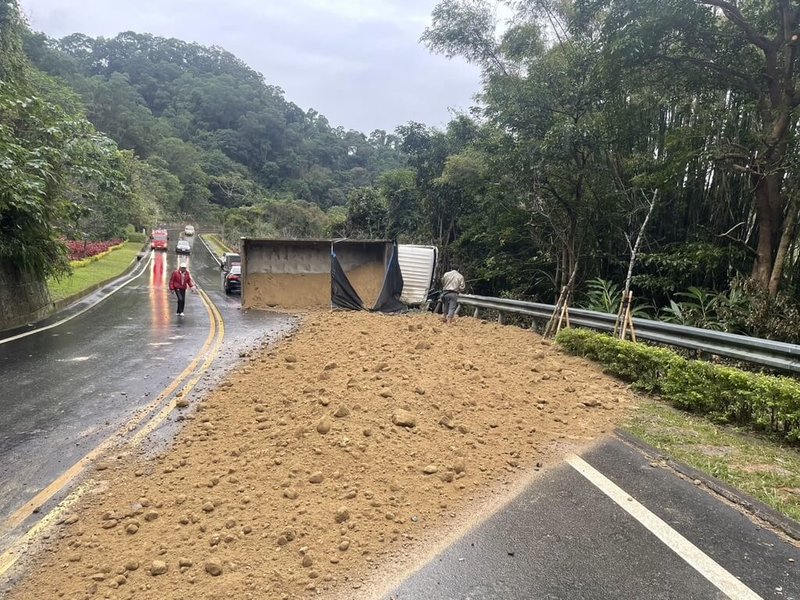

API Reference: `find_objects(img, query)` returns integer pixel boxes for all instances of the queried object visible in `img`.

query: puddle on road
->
[56,355,95,363]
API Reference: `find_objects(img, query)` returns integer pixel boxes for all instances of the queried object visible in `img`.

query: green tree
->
[24,30,408,220]
[153,137,212,216]
[262,199,327,238]
[379,169,420,239]
[346,187,388,238]
[586,0,800,295]
[0,0,128,276]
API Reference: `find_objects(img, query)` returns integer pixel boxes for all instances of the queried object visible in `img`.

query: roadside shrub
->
[662,361,754,418]
[206,233,235,253]
[579,278,653,318]
[659,287,726,330]
[127,231,147,243]
[556,328,800,441]
[556,329,680,393]
[582,278,621,314]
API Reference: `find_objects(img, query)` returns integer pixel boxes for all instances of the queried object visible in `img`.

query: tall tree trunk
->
[623,191,657,300]
[751,173,781,288]
[768,196,799,295]
[696,0,800,295]
[750,140,791,294]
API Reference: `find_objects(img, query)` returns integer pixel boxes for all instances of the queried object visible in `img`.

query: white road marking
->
[567,455,763,600]
[0,252,153,346]
[148,342,172,347]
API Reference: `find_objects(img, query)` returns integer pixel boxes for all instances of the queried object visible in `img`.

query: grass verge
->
[48,241,143,302]
[623,398,800,522]
[202,233,233,258]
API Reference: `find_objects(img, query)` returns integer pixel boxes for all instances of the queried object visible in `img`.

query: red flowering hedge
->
[64,239,124,261]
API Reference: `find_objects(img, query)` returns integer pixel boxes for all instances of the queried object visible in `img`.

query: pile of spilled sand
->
[7,311,637,600]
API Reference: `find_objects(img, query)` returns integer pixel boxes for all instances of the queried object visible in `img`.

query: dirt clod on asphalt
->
[8,311,636,600]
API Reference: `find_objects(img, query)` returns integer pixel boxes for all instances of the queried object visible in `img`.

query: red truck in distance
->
[150,229,169,251]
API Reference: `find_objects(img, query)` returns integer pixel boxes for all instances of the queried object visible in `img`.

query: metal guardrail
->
[458,294,800,374]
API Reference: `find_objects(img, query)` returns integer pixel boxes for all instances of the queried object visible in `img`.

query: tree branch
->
[715,151,752,163]
[698,0,775,52]
[730,163,762,176]
[655,53,760,96]
[714,226,758,256]
[541,181,577,223]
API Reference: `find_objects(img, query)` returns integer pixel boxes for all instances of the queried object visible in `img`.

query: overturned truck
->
[241,238,404,312]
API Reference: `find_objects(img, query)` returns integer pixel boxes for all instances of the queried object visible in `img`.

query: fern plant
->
[661,287,725,330]
[583,277,622,314]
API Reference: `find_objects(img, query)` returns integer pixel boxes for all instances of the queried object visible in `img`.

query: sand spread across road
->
[7,311,637,600]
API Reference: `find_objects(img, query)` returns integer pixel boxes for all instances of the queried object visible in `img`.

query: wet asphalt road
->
[0,230,294,540]
[2,235,798,599]
[388,436,799,600]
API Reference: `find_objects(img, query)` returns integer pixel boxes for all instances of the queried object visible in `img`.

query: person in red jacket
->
[169,263,195,316]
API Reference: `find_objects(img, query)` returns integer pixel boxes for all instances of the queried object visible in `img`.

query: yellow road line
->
[129,288,224,446]
[1,300,216,533]
[0,287,225,579]
[0,483,89,577]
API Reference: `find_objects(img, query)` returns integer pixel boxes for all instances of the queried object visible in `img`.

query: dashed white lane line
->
[567,455,763,600]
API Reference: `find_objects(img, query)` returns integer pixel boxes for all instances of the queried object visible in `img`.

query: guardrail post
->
[474,307,480,318]
[498,312,504,325]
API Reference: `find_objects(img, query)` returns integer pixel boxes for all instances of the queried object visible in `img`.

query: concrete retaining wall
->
[0,242,147,334]
[0,260,51,331]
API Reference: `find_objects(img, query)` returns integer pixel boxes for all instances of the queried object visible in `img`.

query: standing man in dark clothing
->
[440,268,466,324]
[169,263,195,316]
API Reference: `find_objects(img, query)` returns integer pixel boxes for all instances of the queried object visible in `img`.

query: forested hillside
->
[23,29,405,230]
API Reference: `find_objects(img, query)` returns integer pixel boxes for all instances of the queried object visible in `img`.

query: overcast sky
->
[18,0,484,134]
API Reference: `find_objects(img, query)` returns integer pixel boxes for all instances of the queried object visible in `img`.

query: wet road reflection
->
[0,229,295,535]
[149,250,171,332]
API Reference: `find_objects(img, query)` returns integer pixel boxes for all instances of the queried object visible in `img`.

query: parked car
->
[184,224,195,236]
[176,240,191,254]
[150,229,169,251]
[224,265,241,294]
